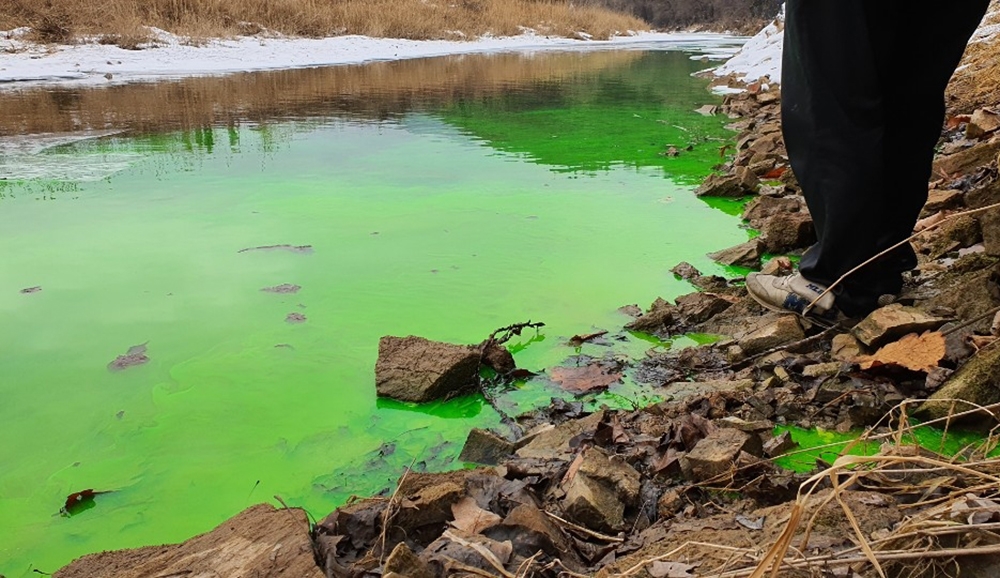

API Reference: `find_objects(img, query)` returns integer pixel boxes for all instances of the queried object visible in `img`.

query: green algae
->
[0,49,748,575]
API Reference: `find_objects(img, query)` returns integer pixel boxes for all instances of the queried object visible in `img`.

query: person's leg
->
[773,0,988,317]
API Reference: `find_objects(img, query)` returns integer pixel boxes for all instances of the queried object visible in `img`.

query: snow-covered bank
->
[0,28,745,90]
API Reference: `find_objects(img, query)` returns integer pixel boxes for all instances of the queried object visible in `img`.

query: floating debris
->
[61,488,113,516]
[285,313,307,324]
[20,286,41,294]
[238,244,313,254]
[108,342,149,371]
[260,283,301,294]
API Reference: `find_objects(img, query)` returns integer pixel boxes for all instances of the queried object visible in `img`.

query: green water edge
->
[0,47,974,575]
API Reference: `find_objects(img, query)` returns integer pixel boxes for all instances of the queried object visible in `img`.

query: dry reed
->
[0,0,648,47]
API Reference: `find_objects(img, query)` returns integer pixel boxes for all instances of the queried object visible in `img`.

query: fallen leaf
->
[761,166,787,179]
[735,514,764,530]
[859,331,945,373]
[648,561,698,578]
[62,488,112,515]
[450,497,501,534]
[969,334,998,351]
[550,364,621,393]
[946,114,971,130]
[568,330,608,346]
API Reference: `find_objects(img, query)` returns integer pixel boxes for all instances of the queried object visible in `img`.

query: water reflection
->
[0,49,729,178]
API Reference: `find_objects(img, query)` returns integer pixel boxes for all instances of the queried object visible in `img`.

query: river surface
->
[0,43,750,574]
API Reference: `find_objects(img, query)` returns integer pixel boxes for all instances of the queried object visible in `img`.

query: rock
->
[981,209,1000,257]
[375,336,480,402]
[760,256,794,276]
[695,173,752,198]
[563,472,625,532]
[674,292,733,325]
[657,488,684,518]
[459,429,515,465]
[756,91,780,105]
[618,304,643,317]
[574,446,641,505]
[670,262,702,280]
[695,104,719,116]
[394,479,465,531]
[831,333,864,362]
[481,343,516,374]
[708,239,763,268]
[924,189,964,212]
[516,411,604,460]
[483,504,582,569]
[933,137,1000,177]
[742,196,805,226]
[966,108,1000,139]
[802,362,843,378]
[748,133,780,154]
[916,344,1000,428]
[625,298,677,334]
[734,166,760,192]
[717,416,774,433]
[385,543,435,578]
[661,380,754,403]
[681,428,762,482]
[760,212,816,253]
[737,315,805,356]
[56,504,323,578]
[763,430,798,458]
[851,304,949,348]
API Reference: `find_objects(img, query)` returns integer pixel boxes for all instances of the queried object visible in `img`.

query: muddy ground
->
[55,49,1000,578]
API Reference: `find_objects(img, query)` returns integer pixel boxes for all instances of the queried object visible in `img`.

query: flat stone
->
[695,173,752,198]
[459,429,515,465]
[851,304,949,348]
[681,428,761,482]
[755,91,780,105]
[483,504,581,567]
[708,239,762,269]
[966,108,1000,140]
[738,315,805,356]
[980,208,1000,257]
[734,166,760,192]
[831,333,864,362]
[516,411,604,460]
[56,504,323,578]
[657,488,684,518]
[916,345,1000,429]
[760,256,794,276]
[563,473,624,532]
[933,137,1000,177]
[661,379,754,403]
[375,336,481,402]
[924,189,964,212]
[675,292,733,325]
[763,430,798,458]
[802,362,843,378]
[717,416,774,433]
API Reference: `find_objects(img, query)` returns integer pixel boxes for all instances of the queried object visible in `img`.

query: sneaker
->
[745,272,837,320]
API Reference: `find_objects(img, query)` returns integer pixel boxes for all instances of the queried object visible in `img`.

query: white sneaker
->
[745,272,837,318]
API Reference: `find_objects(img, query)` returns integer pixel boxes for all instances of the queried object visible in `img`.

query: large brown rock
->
[375,336,481,402]
[737,314,805,356]
[459,428,515,465]
[661,379,754,403]
[574,446,641,506]
[681,428,762,482]
[675,292,734,325]
[563,472,625,532]
[708,239,763,268]
[851,304,949,348]
[742,196,805,227]
[625,297,677,334]
[695,173,753,198]
[916,344,1000,428]
[760,212,816,253]
[55,504,323,578]
[933,137,1000,176]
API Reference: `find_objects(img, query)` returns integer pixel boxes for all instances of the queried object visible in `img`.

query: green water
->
[0,48,749,574]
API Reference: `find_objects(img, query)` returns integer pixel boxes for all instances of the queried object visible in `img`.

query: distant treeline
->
[579,0,783,32]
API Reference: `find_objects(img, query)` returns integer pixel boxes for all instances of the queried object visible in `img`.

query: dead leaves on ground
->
[550,363,622,393]
[859,331,946,373]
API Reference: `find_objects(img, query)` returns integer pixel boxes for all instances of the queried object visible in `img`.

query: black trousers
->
[782,0,989,316]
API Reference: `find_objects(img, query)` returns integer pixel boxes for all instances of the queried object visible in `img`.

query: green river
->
[0,45,751,574]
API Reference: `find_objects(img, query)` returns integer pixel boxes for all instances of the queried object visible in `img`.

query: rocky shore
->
[54,31,1000,578]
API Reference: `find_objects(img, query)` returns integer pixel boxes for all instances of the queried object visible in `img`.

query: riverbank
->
[37,6,1000,577]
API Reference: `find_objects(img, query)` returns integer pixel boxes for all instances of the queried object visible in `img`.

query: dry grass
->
[0,0,648,47]
[0,49,642,136]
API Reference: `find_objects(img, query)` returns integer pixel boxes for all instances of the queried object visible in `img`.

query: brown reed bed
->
[0,0,649,47]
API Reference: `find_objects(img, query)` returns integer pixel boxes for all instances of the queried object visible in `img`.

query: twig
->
[806,200,1000,314]
[543,511,625,543]
[375,457,418,564]
[941,304,1000,336]
[728,323,843,370]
